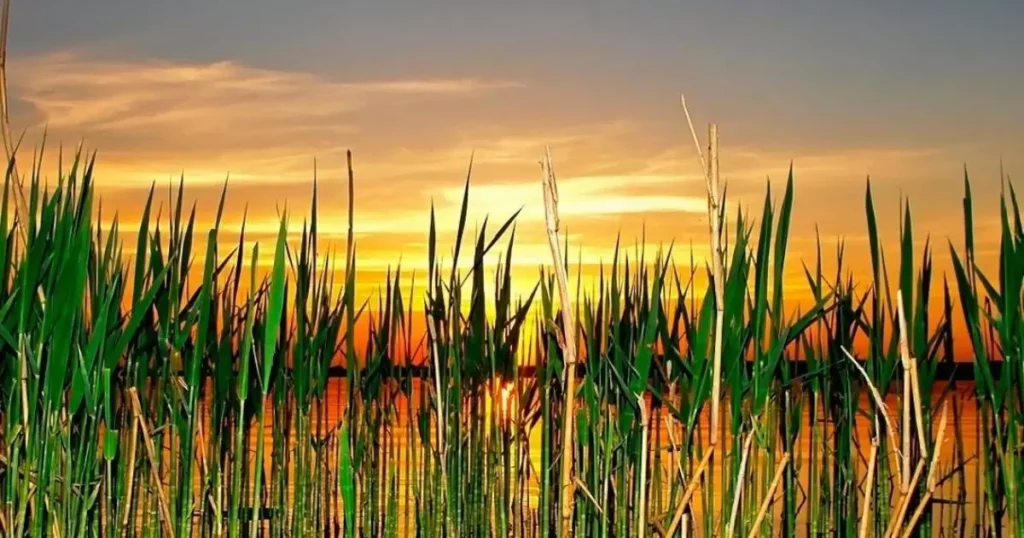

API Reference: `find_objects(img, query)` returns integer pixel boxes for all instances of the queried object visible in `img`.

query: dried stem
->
[858,439,880,538]
[665,378,686,484]
[128,388,175,537]
[542,147,579,537]
[664,445,716,537]
[928,400,950,490]
[900,344,912,491]
[680,95,725,443]
[678,95,727,538]
[574,478,605,518]
[744,452,791,538]
[0,0,27,248]
[898,400,951,538]
[897,293,929,463]
[726,434,755,538]
[637,396,650,537]
[119,414,140,537]
[885,460,927,538]
[843,346,905,484]
[705,123,725,445]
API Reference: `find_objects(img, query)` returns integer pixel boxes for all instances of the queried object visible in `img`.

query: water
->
[223,378,988,536]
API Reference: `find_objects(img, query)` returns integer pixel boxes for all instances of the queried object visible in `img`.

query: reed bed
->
[0,118,1019,538]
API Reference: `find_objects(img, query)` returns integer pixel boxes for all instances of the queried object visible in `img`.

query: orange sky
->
[9,3,1024,362]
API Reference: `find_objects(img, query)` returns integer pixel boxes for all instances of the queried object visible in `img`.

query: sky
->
[8,1,1024,319]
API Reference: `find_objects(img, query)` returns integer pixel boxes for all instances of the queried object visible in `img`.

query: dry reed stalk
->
[664,424,686,483]
[196,403,208,518]
[541,147,579,537]
[574,478,605,517]
[678,94,726,538]
[858,438,880,538]
[705,123,724,445]
[928,401,950,492]
[897,294,929,465]
[899,338,912,490]
[898,483,936,535]
[681,95,726,444]
[884,460,926,538]
[637,396,651,537]
[120,414,140,537]
[0,0,30,255]
[127,388,175,537]
[744,452,790,538]
[101,461,108,538]
[843,347,905,485]
[664,445,716,537]
[898,400,950,538]
[725,433,755,538]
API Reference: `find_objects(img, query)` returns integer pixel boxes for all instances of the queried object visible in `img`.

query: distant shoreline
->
[320,358,991,382]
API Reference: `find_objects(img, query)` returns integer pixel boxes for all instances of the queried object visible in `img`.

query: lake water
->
[215,378,988,536]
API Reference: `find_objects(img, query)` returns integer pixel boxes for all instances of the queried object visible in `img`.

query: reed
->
[0,109,1011,537]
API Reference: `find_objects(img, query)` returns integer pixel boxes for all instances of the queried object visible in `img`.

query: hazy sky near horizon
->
[8,1,1024,291]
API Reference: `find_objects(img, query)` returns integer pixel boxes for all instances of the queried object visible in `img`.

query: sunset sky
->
[9,1,1024,313]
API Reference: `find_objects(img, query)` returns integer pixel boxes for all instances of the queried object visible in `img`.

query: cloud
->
[14,52,520,132]
[10,51,521,173]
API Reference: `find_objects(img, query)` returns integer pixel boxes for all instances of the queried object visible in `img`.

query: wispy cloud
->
[14,52,521,133]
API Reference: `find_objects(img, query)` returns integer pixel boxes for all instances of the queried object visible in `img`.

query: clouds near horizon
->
[5,39,1019,288]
